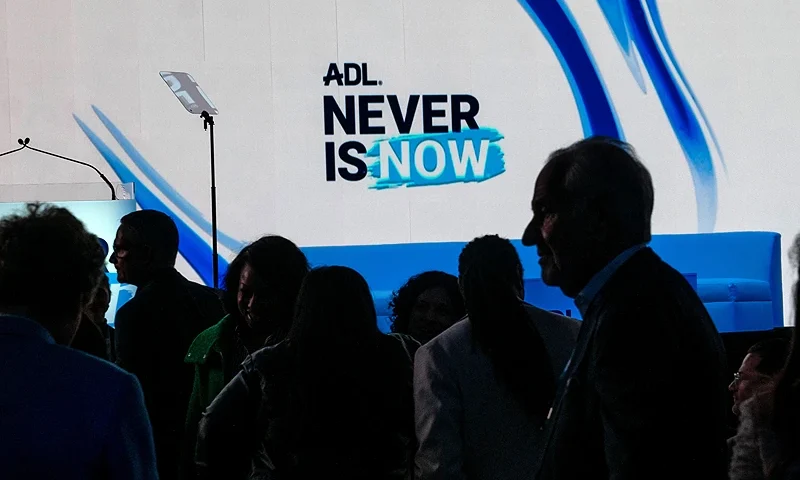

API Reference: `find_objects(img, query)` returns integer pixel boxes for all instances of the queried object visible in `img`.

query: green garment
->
[181,314,245,480]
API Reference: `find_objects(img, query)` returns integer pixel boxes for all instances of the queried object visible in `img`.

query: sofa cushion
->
[697,278,772,303]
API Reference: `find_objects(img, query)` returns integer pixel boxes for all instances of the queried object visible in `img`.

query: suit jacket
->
[0,315,157,479]
[414,305,580,480]
[536,248,729,480]
[116,268,225,479]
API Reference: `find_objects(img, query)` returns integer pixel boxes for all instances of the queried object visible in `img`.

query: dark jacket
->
[535,248,729,480]
[195,333,420,480]
[115,268,225,479]
[182,314,249,480]
[0,315,158,479]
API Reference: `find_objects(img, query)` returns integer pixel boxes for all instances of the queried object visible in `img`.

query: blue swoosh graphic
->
[518,0,624,139]
[597,0,647,93]
[74,114,231,287]
[90,105,246,252]
[522,0,722,231]
[643,0,725,172]
[617,0,720,231]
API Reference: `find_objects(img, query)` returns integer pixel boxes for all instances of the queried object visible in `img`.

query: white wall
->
[1,0,799,323]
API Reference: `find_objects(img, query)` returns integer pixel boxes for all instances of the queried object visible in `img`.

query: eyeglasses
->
[111,245,131,260]
[732,371,770,385]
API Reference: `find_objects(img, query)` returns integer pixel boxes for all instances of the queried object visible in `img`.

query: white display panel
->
[0,1,798,323]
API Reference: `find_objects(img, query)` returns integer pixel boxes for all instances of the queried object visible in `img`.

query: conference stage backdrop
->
[0,1,798,324]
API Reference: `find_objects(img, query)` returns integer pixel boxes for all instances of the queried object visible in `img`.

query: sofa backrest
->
[650,232,780,282]
[303,232,780,289]
[301,231,783,331]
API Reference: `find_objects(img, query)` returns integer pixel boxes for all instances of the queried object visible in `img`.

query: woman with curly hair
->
[388,270,465,344]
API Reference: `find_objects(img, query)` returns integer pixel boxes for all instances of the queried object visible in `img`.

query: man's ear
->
[138,244,156,267]
[580,200,611,244]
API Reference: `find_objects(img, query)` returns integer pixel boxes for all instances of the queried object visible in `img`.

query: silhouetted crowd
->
[2,136,799,480]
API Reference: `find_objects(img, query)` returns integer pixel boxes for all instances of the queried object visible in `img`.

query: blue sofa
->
[301,232,783,334]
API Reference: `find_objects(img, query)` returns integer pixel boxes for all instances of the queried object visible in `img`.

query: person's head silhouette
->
[0,203,105,345]
[222,235,309,343]
[522,136,654,298]
[458,234,554,417]
[110,210,179,286]
[388,271,464,344]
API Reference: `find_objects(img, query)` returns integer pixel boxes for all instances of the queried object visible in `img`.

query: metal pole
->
[202,111,219,289]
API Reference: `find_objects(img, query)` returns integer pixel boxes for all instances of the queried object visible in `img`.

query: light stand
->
[200,111,219,289]
[159,71,220,288]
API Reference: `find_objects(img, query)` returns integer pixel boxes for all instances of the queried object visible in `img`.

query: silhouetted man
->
[727,338,789,465]
[0,203,157,479]
[523,137,729,480]
[730,338,789,417]
[112,210,224,479]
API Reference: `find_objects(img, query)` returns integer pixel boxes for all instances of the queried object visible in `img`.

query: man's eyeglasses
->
[732,371,770,385]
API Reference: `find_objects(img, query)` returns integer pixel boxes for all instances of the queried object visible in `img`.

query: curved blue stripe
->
[597,0,647,93]
[644,0,724,170]
[518,0,624,139]
[90,105,246,252]
[624,0,717,231]
[74,114,230,287]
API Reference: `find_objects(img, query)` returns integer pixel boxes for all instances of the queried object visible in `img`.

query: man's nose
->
[728,380,736,392]
[109,251,118,264]
[521,219,542,247]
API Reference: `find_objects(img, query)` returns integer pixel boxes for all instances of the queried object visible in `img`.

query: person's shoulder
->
[416,318,471,360]
[435,317,473,344]
[525,303,580,334]
[183,277,222,300]
[50,343,138,386]
[385,332,421,357]
[183,279,225,315]
[602,248,710,326]
[524,303,579,325]
[115,290,148,317]
[185,315,231,364]
[243,340,290,375]
[608,248,686,294]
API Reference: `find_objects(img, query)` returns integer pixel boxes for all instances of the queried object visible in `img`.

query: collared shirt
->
[574,243,646,317]
[549,243,648,404]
